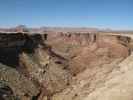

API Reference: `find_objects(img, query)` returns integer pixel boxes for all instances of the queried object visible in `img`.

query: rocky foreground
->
[0,32,133,100]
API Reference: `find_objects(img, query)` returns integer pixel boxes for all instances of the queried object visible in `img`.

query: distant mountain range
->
[0,25,132,33]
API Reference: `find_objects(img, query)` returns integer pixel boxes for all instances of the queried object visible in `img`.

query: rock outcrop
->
[19,46,71,95]
[0,63,39,99]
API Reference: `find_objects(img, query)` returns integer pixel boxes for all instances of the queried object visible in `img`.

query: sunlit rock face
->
[45,32,133,100]
[0,32,133,100]
[19,46,71,94]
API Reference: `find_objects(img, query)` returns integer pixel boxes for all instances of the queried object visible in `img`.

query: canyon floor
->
[0,31,133,100]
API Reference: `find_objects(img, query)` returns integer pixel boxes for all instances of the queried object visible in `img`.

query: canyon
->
[0,30,133,100]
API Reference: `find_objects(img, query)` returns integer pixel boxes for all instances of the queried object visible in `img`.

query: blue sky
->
[0,0,132,30]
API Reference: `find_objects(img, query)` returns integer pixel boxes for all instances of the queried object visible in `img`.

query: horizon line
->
[0,25,132,31]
